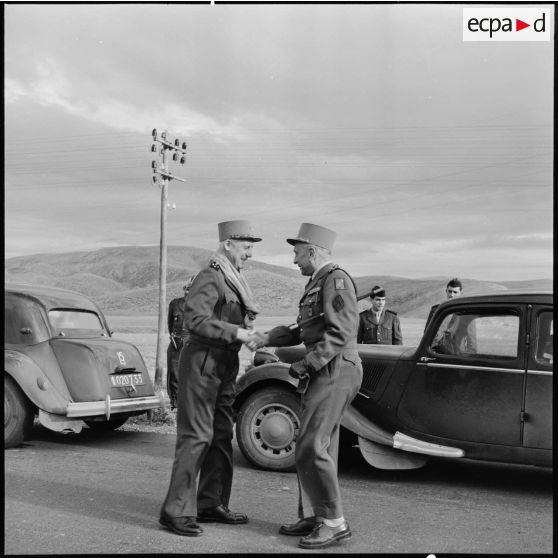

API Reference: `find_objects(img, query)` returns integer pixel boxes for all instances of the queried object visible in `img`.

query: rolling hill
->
[5,245,552,318]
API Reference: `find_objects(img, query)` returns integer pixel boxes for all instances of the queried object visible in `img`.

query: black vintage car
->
[233,292,553,471]
[4,283,164,448]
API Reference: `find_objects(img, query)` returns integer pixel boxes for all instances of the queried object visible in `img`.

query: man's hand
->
[246,331,269,351]
[289,359,310,380]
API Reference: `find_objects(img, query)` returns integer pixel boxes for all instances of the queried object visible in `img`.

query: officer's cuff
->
[235,327,250,343]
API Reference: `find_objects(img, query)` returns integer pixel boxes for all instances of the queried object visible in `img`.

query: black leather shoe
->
[298,521,351,548]
[278,517,316,536]
[159,513,203,537]
[197,505,248,524]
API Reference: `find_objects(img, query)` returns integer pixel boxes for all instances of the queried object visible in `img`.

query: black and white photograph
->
[4,2,553,555]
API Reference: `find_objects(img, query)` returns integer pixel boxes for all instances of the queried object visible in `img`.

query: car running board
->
[393,431,465,458]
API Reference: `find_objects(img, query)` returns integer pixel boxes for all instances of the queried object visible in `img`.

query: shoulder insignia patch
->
[210,260,221,271]
[332,294,345,312]
[334,278,345,290]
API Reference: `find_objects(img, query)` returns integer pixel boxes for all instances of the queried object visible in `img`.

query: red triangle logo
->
[516,19,530,32]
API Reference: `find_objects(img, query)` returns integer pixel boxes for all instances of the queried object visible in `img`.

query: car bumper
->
[66,393,165,419]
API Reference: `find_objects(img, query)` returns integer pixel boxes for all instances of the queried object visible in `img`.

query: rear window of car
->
[4,293,51,345]
[49,309,106,337]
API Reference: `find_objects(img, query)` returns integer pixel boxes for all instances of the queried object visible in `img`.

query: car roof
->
[439,290,553,308]
[5,282,101,313]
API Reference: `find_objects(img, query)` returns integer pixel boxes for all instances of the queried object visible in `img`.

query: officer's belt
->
[188,333,241,353]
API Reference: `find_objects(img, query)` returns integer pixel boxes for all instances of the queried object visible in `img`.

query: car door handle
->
[420,356,436,362]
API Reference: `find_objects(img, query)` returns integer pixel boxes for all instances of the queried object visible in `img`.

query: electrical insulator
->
[172,153,178,161]
[152,175,157,184]
[152,129,157,138]
[174,139,179,147]
[182,142,187,150]
[180,156,186,164]
[151,144,156,152]
[151,160,157,168]
[161,131,167,139]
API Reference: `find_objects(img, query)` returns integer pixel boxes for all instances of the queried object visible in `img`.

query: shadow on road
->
[337,443,552,496]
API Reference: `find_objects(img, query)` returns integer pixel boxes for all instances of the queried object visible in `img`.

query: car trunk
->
[50,337,154,402]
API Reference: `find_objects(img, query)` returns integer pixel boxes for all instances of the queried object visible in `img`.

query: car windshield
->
[49,309,106,337]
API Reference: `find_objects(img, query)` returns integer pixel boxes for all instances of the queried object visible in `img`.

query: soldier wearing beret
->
[249,223,362,549]
[160,220,263,537]
[357,286,403,345]
[166,275,196,410]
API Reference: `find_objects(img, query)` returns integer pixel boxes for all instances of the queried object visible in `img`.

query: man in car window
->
[159,220,263,537]
[357,285,402,345]
[428,278,477,355]
[431,312,478,355]
[425,277,464,328]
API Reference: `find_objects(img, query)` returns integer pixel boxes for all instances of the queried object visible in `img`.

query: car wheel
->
[4,376,34,448]
[84,417,128,431]
[236,386,301,472]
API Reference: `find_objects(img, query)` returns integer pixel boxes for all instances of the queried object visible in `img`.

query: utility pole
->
[151,129,187,394]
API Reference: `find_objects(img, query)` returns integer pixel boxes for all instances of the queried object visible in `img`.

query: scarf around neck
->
[210,253,260,320]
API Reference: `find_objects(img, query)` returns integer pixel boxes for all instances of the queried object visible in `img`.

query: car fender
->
[235,362,297,408]
[4,349,71,414]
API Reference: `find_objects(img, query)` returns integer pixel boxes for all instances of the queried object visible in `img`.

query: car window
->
[49,309,105,337]
[534,310,553,366]
[430,311,519,359]
[4,294,50,345]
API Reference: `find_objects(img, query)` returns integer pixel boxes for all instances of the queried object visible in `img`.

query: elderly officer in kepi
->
[160,220,262,537]
[357,285,403,345]
[249,223,363,549]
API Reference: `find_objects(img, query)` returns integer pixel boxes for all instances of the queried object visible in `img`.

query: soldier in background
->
[357,286,403,345]
[167,275,196,410]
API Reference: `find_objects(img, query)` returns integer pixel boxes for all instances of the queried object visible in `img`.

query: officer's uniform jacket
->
[168,297,187,338]
[266,261,362,519]
[357,308,403,345]
[183,261,247,352]
[268,262,360,371]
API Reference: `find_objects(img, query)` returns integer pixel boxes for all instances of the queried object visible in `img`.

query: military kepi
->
[371,285,385,298]
[218,220,262,242]
[287,223,336,251]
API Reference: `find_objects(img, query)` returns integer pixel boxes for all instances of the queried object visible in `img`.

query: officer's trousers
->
[161,343,239,518]
[295,352,362,520]
[166,341,182,406]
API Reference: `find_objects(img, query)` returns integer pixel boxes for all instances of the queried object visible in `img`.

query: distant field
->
[108,314,427,384]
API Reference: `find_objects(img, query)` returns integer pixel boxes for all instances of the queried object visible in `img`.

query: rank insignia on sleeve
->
[334,278,345,290]
[332,294,345,312]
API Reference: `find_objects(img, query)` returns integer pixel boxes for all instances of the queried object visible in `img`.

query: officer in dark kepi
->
[159,220,263,537]
[247,222,363,549]
[166,275,196,410]
[357,285,403,345]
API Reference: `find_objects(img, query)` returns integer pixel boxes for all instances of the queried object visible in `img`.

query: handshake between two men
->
[236,328,311,382]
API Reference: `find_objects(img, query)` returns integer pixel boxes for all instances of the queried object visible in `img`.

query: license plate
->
[110,373,145,387]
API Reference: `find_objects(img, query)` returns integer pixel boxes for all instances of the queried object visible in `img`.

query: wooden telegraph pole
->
[151,129,187,394]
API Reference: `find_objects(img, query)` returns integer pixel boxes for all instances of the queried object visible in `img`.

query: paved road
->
[5,425,552,554]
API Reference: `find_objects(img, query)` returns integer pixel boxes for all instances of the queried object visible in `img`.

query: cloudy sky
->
[4,3,553,281]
